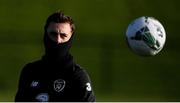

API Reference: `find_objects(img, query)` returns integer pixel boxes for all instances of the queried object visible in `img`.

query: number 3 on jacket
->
[86,83,92,91]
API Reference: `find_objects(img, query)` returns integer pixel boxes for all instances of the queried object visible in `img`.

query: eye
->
[60,33,67,37]
[49,31,58,36]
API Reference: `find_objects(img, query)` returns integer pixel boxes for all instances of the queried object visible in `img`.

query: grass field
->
[0,0,180,101]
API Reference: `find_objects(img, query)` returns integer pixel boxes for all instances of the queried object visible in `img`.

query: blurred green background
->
[0,0,180,101]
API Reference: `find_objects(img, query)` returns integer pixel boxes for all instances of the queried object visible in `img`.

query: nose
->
[57,35,63,44]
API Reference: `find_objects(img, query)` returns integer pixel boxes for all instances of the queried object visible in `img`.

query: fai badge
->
[36,93,49,102]
[54,79,65,92]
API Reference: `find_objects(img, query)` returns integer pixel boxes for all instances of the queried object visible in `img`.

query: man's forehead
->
[48,22,70,28]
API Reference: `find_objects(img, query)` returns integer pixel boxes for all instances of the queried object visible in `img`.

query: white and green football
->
[126,16,166,56]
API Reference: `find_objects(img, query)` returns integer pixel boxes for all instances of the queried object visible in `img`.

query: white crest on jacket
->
[54,79,66,92]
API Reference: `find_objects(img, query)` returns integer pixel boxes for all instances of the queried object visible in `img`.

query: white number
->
[86,83,92,91]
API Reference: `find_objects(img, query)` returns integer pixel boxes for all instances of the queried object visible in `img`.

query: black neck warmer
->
[42,32,74,68]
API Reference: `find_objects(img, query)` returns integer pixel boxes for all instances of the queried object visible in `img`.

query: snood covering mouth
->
[43,32,74,62]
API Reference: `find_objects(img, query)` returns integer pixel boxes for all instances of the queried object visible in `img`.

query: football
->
[126,16,166,56]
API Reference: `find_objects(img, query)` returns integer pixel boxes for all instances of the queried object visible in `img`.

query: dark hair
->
[44,11,75,33]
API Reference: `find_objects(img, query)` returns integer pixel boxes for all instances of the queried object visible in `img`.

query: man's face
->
[47,22,73,44]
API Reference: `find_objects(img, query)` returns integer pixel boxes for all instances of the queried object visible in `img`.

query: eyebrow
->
[49,31,68,36]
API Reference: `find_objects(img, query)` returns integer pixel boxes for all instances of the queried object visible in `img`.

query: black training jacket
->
[15,59,95,102]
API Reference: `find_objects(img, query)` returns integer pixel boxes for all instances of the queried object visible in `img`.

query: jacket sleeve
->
[15,64,32,101]
[73,67,96,102]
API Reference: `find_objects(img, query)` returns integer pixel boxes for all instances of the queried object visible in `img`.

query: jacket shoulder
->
[73,63,91,83]
[21,60,43,74]
[73,64,87,76]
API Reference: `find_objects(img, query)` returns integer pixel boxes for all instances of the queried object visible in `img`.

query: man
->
[15,11,95,102]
